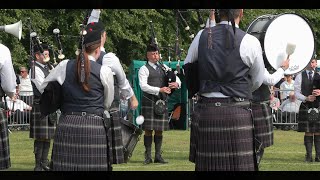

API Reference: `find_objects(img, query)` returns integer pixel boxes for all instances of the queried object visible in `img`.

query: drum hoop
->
[120,118,138,129]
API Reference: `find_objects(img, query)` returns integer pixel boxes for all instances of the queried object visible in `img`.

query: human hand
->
[130,96,139,110]
[280,58,290,70]
[168,82,179,89]
[210,9,215,21]
[160,87,171,94]
[307,95,316,102]
[312,89,320,96]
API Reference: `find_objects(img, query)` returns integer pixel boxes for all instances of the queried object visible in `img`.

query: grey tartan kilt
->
[189,99,256,171]
[141,95,169,131]
[109,107,125,164]
[0,109,10,170]
[29,104,56,139]
[51,114,111,171]
[297,103,320,132]
[252,102,273,149]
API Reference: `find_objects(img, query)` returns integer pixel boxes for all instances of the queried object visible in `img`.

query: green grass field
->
[5,128,320,171]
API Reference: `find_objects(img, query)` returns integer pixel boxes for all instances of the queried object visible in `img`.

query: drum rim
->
[120,118,138,129]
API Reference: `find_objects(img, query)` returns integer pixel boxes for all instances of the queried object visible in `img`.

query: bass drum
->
[246,13,315,75]
[120,118,143,163]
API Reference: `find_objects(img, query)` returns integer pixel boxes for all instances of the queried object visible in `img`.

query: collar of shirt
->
[35,61,46,68]
[219,21,239,28]
[307,70,314,76]
[88,55,96,62]
[148,61,159,70]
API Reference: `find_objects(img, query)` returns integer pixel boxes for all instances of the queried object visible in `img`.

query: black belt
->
[62,112,103,118]
[198,96,250,107]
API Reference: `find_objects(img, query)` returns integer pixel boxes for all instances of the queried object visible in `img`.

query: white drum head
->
[264,13,315,75]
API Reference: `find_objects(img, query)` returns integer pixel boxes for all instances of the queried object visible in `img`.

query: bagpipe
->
[149,20,177,92]
[27,17,67,79]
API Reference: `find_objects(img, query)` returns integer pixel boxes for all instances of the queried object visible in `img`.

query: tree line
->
[1,9,319,74]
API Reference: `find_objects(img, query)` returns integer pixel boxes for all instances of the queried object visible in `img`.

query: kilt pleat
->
[0,109,10,170]
[109,109,125,164]
[252,102,273,148]
[190,99,255,171]
[141,95,169,131]
[51,114,111,171]
[29,104,55,139]
[297,103,320,132]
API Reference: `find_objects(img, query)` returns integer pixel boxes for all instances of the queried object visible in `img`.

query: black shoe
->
[143,158,153,165]
[315,157,320,162]
[154,156,168,164]
[305,155,313,162]
[41,161,51,171]
[34,166,43,171]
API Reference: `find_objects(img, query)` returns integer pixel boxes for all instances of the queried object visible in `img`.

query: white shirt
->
[280,80,295,100]
[263,68,285,86]
[29,61,48,92]
[294,71,313,102]
[0,44,17,97]
[19,75,34,96]
[138,61,181,96]
[4,96,31,111]
[279,98,302,113]
[101,49,134,100]
[88,9,134,100]
[39,57,115,110]
[184,21,265,97]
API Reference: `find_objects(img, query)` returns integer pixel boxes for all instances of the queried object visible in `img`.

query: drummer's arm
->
[263,68,284,86]
[263,56,290,85]
[241,35,265,92]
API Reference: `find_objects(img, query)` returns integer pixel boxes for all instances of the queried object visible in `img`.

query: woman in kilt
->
[184,9,266,171]
[39,26,115,171]
[294,58,320,162]
[0,43,17,170]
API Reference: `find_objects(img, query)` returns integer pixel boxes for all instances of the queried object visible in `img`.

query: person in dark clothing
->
[29,43,55,171]
[294,58,320,162]
[184,9,265,171]
[39,24,114,171]
[87,10,139,164]
[138,41,181,165]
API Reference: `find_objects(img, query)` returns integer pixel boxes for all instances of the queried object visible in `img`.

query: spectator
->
[19,66,34,106]
[270,89,281,111]
[279,91,301,130]
[280,74,295,102]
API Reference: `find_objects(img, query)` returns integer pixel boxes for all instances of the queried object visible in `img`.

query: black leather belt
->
[198,96,250,107]
[63,112,103,118]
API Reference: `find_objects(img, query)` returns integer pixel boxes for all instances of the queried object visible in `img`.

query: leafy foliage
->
[1,9,320,74]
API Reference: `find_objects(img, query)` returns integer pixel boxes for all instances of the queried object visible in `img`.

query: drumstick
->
[286,42,296,59]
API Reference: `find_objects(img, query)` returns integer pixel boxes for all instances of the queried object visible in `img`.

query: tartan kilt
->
[189,98,256,171]
[51,114,111,171]
[0,109,10,170]
[108,107,125,164]
[297,103,320,132]
[141,95,169,131]
[29,103,56,139]
[251,102,273,149]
